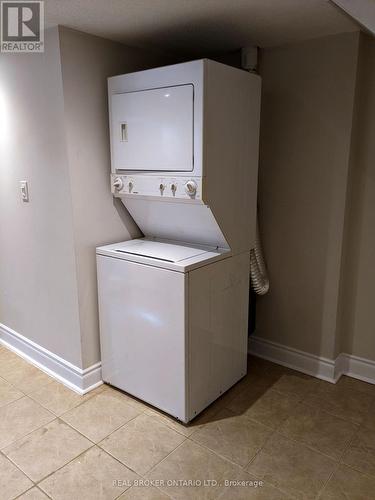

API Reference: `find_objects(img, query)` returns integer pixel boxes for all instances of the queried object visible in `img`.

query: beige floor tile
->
[320,464,375,499]
[145,408,197,437]
[100,413,186,475]
[105,385,152,412]
[142,377,254,440]
[1,359,53,394]
[203,376,257,414]
[147,439,244,500]
[0,346,21,364]
[303,384,373,424]
[247,356,289,379]
[224,385,270,414]
[334,376,375,396]
[227,387,300,429]
[29,379,105,415]
[0,396,55,449]
[342,426,375,478]
[118,485,170,499]
[270,372,321,400]
[192,408,272,467]
[0,453,33,499]
[279,403,358,459]
[247,433,335,499]
[145,399,223,438]
[61,389,142,442]
[17,487,50,499]
[3,418,92,481]
[39,446,138,500]
[361,400,375,432]
[217,474,291,499]
[0,376,24,407]
[0,351,30,378]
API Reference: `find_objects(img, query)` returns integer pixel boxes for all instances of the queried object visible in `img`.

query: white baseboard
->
[0,323,102,395]
[336,352,375,385]
[248,335,338,382]
[248,335,375,385]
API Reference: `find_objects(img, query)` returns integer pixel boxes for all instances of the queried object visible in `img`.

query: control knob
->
[113,177,123,191]
[184,180,197,196]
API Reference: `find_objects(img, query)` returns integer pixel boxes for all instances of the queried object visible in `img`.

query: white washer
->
[97,238,250,423]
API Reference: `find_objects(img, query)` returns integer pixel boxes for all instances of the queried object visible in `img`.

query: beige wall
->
[257,32,360,359]
[337,34,375,360]
[0,26,170,370]
[0,28,83,366]
[58,27,170,368]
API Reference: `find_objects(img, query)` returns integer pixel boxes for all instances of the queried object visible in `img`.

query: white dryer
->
[97,238,249,422]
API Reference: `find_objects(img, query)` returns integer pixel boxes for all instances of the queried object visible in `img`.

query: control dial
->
[184,180,197,196]
[113,177,124,191]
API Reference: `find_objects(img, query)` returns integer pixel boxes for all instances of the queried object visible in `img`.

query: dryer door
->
[110,84,194,172]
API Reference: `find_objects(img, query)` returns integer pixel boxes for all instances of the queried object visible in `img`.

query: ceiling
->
[331,0,375,35]
[45,0,360,56]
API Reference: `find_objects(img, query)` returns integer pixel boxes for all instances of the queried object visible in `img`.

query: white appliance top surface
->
[96,238,230,272]
[113,239,210,262]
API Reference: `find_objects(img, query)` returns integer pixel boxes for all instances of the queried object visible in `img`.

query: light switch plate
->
[20,181,29,202]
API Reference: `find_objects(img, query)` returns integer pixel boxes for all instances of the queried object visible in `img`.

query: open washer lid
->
[96,238,229,272]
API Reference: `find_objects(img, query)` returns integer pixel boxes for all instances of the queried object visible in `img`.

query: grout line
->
[0,355,54,397]
[13,484,53,500]
[245,430,342,500]
[315,463,339,500]
[0,392,25,410]
[271,430,344,464]
[335,460,375,482]
[298,399,367,426]
[95,411,149,449]
[26,381,106,417]
[299,389,373,426]
[3,347,375,499]
[60,398,146,446]
[35,443,97,490]
[1,416,94,483]
[188,433,260,472]
[316,425,365,500]
[34,484,54,499]
[0,398,56,451]
[144,438,188,477]
[244,428,278,470]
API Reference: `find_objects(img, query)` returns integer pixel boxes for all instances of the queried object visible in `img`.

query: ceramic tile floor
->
[0,346,375,500]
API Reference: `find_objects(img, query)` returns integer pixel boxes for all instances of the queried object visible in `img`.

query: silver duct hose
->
[250,219,270,295]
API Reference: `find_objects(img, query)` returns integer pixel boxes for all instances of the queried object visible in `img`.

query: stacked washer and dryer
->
[96,59,261,423]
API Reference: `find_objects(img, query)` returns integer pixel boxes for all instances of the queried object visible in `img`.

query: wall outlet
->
[20,181,29,202]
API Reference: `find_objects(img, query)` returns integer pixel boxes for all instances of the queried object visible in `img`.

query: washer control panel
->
[111,174,202,200]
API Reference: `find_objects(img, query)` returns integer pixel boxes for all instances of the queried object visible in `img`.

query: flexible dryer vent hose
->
[250,220,270,295]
